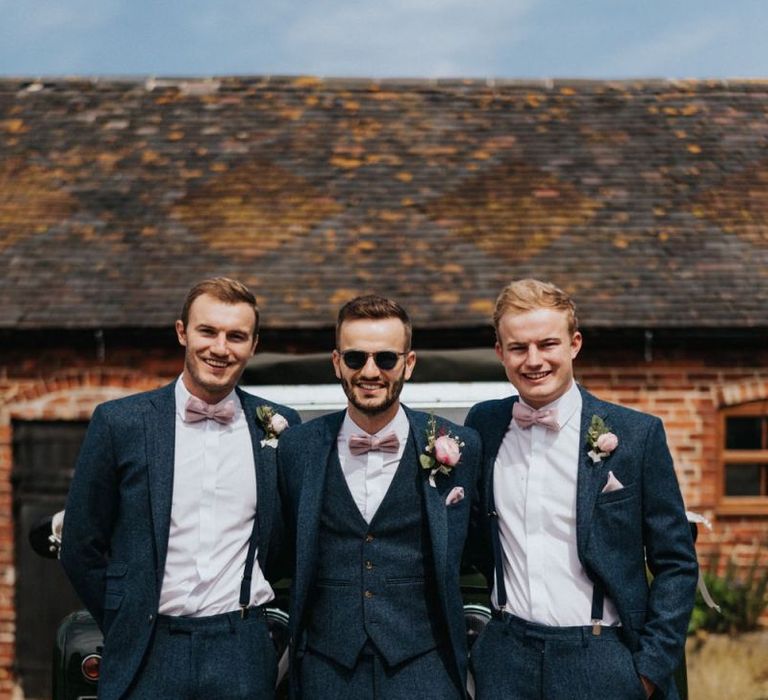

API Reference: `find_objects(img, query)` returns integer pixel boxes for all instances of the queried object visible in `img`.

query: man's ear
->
[331,350,342,380]
[403,351,417,381]
[175,319,187,346]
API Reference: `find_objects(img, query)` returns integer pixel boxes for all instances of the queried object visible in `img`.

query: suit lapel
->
[405,408,451,613]
[575,387,613,564]
[482,397,516,512]
[145,382,177,588]
[238,389,272,568]
[295,411,345,623]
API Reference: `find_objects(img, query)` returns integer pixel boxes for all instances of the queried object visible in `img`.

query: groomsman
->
[62,277,300,699]
[466,279,697,699]
[278,295,481,699]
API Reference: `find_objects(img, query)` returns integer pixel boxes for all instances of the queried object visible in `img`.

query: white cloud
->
[281,0,536,77]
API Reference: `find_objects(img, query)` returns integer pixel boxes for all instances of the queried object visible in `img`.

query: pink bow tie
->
[512,401,560,431]
[185,396,236,424]
[348,432,400,455]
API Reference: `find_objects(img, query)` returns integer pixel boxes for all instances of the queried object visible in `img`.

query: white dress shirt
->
[337,407,409,523]
[493,381,619,626]
[158,378,274,616]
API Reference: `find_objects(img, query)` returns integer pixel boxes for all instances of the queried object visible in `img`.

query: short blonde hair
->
[493,279,578,336]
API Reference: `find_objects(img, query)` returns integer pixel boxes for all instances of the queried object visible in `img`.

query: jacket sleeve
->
[633,418,698,695]
[60,404,119,630]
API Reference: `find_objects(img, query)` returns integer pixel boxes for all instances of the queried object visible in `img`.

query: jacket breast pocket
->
[596,480,638,505]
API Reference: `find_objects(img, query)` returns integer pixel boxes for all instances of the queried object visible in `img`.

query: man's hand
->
[640,675,655,698]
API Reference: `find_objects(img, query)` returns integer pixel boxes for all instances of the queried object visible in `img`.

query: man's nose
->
[211,333,228,353]
[360,354,381,375]
[525,346,542,366]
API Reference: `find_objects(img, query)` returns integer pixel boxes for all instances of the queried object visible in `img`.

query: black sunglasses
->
[339,350,407,371]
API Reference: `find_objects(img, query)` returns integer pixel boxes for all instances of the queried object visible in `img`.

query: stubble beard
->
[341,372,406,417]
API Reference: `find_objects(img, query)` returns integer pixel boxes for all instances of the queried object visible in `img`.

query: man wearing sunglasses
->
[278,295,481,699]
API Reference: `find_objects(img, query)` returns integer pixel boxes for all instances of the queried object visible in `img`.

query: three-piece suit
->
[277,407,481,699]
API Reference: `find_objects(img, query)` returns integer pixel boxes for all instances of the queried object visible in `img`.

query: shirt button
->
[365,534,374,542]
[365,560,374,570]
[364,590,374,599]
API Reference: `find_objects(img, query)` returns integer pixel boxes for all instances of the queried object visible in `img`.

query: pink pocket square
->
[445,486,465,506]
[601,471,624,494]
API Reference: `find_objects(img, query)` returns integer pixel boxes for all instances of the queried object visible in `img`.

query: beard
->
[340,370,406,417]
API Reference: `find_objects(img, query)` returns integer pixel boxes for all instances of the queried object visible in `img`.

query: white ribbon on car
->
[686,510,721,613]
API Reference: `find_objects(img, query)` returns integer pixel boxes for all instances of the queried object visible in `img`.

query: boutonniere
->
[419,414,464,487]
[586,415,618,464]
[256,405,289,448]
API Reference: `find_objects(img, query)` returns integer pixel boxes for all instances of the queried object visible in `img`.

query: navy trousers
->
[122,608,277,699]
[470,614,663,700]
[300,643,463,700]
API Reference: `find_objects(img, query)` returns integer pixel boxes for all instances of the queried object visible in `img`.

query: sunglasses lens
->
[374,352,399,370]
[341,351,402,370]
[341,351,367,369]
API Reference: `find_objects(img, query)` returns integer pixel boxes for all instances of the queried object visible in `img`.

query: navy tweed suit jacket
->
[465,385,698,698]
[60,382,300,700]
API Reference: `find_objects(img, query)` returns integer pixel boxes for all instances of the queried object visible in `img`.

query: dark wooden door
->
[12,420,89,700]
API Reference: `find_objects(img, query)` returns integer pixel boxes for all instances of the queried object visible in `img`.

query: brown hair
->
[493,279,578,336]
[180,277,260,334]
[336,295,412,349]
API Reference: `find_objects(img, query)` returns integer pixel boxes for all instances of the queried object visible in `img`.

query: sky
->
[0,0,766,80]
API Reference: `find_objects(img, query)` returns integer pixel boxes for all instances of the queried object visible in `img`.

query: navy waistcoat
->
[306,439,446,668]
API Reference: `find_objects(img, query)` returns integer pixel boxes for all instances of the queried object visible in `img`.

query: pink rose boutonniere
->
[586,415,618,464]
[256,405,289,448]
[420,414,464,487]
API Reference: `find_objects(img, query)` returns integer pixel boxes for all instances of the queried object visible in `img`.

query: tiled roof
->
[1,76,767,330]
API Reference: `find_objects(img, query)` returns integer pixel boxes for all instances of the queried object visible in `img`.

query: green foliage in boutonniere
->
[586,414,619,464]
[256,405,289,448]
[419,413,464,487]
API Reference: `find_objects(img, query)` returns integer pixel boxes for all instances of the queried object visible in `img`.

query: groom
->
[278,295,481,699]
[466,279,698,699]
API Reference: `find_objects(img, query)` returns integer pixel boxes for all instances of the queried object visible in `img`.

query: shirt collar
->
[515,381,582,429]
[340,405,409,442]
[175,375,240,420]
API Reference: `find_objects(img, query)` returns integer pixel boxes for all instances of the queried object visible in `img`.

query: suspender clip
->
[591,619,602,636]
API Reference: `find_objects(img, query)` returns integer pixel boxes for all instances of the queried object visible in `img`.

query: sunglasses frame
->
[338,350,408,371]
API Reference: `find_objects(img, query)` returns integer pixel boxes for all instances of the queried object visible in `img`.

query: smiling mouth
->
[203,357,230,369]
[355,382,385,392]
[522,371,550,381]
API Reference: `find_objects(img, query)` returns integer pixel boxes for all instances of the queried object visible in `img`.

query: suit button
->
[364,590,374,599]
[148,614,154,622]
[365,560,374,570]
[365,534,374,542]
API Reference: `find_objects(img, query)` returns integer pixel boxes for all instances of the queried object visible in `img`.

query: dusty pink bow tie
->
[512,401,560,431]
[185,396,236,424]
[348,432,400,455]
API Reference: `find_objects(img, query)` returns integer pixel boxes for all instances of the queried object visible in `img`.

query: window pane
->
[724,464,763,496]
[725,417,763,450]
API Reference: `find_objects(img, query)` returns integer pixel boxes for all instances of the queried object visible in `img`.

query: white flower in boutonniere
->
[419,413,464,487]
[256,405,289,448]
[586,415,618,464]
